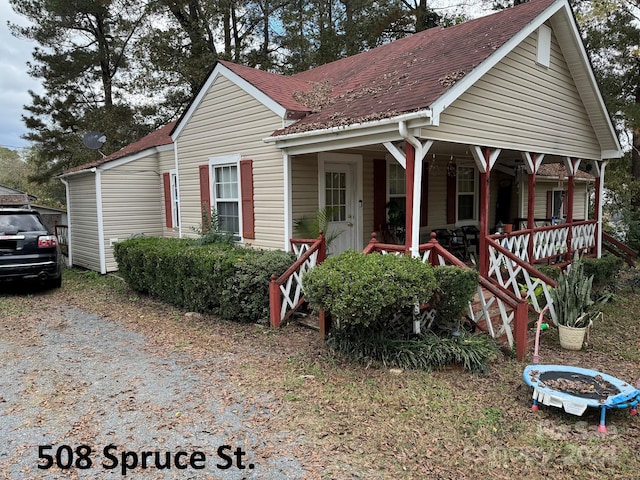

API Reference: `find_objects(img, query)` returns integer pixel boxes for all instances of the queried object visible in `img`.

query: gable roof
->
[62,121,176,176]
[173,0,620,159]
[279,0,558,134]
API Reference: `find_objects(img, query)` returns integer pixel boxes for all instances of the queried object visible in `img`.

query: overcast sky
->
[0,2,40,151]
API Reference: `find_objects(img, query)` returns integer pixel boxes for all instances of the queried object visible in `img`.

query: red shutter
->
[446,169,456,224]
[546,190,553,219]
[421,166,429,227]
[163,172,172,228]
[240,159,255,239]
[373,159,387,231]
[199,164,211,230]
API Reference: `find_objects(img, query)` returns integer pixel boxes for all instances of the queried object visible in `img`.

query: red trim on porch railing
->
[603,232,639,266]
[269,233,327,329]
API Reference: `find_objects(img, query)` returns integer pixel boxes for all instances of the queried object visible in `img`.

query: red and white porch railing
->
[269,233,326,328]
[364,233,531,360]
[486,236,558,325]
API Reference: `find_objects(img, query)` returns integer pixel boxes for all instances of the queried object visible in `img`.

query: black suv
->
[0,197,62,289]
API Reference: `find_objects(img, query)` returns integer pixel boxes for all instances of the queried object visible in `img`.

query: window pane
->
[325,171,346,221]
[458,194,474,220]
[389,163,406,195]
[217,201,239,234]
[458,167,475,193]
[215,165,238,200]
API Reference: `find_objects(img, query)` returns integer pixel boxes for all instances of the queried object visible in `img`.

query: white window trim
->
[386,160,406,218]
[170,169,180,229]
[208,154,242,239]
[456,164,478,225]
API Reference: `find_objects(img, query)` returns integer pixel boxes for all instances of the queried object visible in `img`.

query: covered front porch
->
[273,136,608,360]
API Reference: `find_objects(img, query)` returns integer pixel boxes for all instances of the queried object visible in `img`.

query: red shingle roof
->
[221,0,557,136]
[64,121,176,175]
[538,163,593,180]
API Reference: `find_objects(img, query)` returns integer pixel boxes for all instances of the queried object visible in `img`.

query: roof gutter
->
[263,109,433,144]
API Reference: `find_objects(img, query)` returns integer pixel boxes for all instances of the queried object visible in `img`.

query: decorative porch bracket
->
[385,123,433,258]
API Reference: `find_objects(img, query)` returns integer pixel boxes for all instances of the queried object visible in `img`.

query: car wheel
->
[49,275,62,289]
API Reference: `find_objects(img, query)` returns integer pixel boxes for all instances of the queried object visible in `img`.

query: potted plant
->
[549,253,600,350]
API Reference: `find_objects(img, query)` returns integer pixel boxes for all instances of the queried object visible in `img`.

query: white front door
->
[323,162,358,254]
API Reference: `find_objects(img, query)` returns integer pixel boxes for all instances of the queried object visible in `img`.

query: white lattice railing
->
[486,238,558,324]
[490,221,597,265]
[270,235,326,328]
[571,221,597,254]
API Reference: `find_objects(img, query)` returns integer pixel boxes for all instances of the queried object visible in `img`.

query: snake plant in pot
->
[549,253,600,350]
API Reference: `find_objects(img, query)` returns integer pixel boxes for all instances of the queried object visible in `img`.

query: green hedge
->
[113,237,294,322]
[302,250,437,328]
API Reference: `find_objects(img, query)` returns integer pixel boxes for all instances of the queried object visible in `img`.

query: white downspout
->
[95,168,106,274]
[398,121,433,258]
[59,177,72,267]
[283,152,292,251]
[173,140,182,238]
[596,160,608,258]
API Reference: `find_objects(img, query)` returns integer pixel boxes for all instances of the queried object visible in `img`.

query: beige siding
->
[291,154,319,225]
[521,179,589,221]
[101,154,165,272]
[423,28,602,160]
[68,173,101,272]
[176,75,285,249]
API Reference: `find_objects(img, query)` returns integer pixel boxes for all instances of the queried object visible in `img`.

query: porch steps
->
[469,286,537,354]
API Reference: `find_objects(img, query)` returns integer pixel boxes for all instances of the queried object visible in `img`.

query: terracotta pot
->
[504,223,513,234]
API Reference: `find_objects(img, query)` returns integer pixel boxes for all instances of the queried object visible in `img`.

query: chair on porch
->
[461,225,480,256]
[432,229,468,261]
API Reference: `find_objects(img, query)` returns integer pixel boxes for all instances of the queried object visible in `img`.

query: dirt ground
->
[0,283,324,479]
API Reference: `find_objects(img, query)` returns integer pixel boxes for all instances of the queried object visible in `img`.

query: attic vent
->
[536,24,551,68]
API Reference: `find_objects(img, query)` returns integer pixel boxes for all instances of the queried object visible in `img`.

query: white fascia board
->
[97,144,174,172]
[172,63,287,141]
[601,149,623,160]
[430,0,565,120]
[265,111,432,154]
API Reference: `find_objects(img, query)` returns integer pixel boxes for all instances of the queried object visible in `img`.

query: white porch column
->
[593,160,608,258]
[386,123,432,257]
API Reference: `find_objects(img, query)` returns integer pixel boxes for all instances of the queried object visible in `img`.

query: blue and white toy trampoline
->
[523,307,639,433]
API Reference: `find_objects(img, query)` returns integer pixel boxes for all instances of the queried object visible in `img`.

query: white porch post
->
[387,123,432,257]
[593,160,608,258]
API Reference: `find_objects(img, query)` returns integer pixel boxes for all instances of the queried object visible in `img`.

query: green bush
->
[582,255,624,286]
[114,237,293,322]
[431,266,478,331]
[220,249,295,323]
[302,250,437,328]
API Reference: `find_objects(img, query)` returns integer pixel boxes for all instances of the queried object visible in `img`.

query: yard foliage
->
[302,250,437,327]
[113,237,294,322]
[303,251,496,372]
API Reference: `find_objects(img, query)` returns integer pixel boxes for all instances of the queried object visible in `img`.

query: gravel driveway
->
[0,302,309,479]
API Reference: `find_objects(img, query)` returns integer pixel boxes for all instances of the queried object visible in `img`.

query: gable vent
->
[537,24,551,68]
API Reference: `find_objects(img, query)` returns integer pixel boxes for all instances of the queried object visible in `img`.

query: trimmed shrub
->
[114,237,293,322]
[430,266,479,331]
[582,254,624,286]
[220,249,296,323]
[302,250,437,328]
